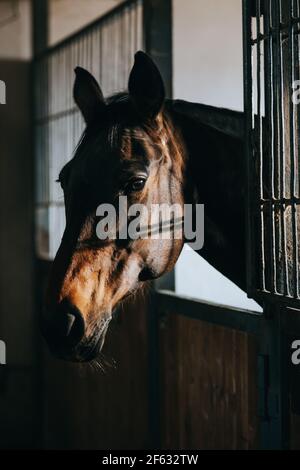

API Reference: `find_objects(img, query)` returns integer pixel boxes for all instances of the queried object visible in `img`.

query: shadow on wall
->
[0,60,36,449]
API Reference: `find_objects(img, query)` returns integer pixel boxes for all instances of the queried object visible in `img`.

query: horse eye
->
[126,178,146,193]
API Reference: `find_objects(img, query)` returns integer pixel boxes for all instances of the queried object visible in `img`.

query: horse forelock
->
[69,93,186,191]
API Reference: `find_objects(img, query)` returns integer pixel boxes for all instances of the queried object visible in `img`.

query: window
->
[244,0,300,307]
[35,0,143,259]
[173,0,262,312]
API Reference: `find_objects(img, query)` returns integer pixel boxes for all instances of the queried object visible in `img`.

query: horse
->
[42,51,246,362]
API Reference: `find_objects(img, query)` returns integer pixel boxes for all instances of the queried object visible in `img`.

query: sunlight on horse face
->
[42,52,186,362]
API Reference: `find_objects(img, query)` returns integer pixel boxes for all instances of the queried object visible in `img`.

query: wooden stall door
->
[159,312,259,450]
[41,295,150,450]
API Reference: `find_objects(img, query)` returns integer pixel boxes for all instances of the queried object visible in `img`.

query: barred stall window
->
[244,0,300,306]
[34,0,143,260]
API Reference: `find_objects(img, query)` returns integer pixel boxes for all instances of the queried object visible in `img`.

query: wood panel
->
[0,61,37,449]
[287,312,300,449]
[159,312,259,449]
[0,368,38,449]
[290,413,300,449]
[0,61,34,366]
[41,295,149,450]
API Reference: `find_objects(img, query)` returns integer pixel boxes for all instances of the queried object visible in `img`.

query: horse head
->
[42,52,187,362]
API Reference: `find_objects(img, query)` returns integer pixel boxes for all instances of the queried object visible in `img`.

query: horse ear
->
[128,51,165,120]
[73,67,105,125]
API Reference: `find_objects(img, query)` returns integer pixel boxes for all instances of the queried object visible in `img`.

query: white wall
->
[49,0,123,45]
[0,0,31,59]
[173,0,243,111]
[173,0,261,312]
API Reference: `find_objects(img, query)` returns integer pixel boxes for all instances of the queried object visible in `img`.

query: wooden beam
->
[32,0,48,56]
[143,0,172,98]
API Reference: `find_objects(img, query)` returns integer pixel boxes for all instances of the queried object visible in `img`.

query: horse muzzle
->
[41,299,109,362]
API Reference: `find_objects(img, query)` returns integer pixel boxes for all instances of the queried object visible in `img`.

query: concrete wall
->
[0,0,32,59]
[172,0,243,111]
[49,0,123,45]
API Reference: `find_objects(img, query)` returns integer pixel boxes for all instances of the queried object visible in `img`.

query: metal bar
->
[258,305,290,449]
[260,0,272,295]
[295,0,300,200]
[251,23,300,44]
[256,0,263,200]
[246,0,300,304]
[288,0,300,298]
[270,0,278,294]
[277,0,289,296]
[260,197,300,204]
[252,289,300,308]
[256,0,266,292]
[243,0,256,297]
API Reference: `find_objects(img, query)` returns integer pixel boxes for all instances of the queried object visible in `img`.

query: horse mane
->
[166,99,244,140]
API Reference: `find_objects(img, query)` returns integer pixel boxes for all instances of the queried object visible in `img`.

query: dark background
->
[0,0,299,450]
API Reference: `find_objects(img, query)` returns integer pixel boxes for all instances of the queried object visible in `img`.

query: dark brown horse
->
[42,51,246,362]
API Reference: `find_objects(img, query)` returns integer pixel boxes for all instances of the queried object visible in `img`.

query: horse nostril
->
[139,266,157,281]
[49,303,85,348]
[57,312,75,337]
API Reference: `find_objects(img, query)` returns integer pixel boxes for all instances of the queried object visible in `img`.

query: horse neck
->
[166,100,247,291]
